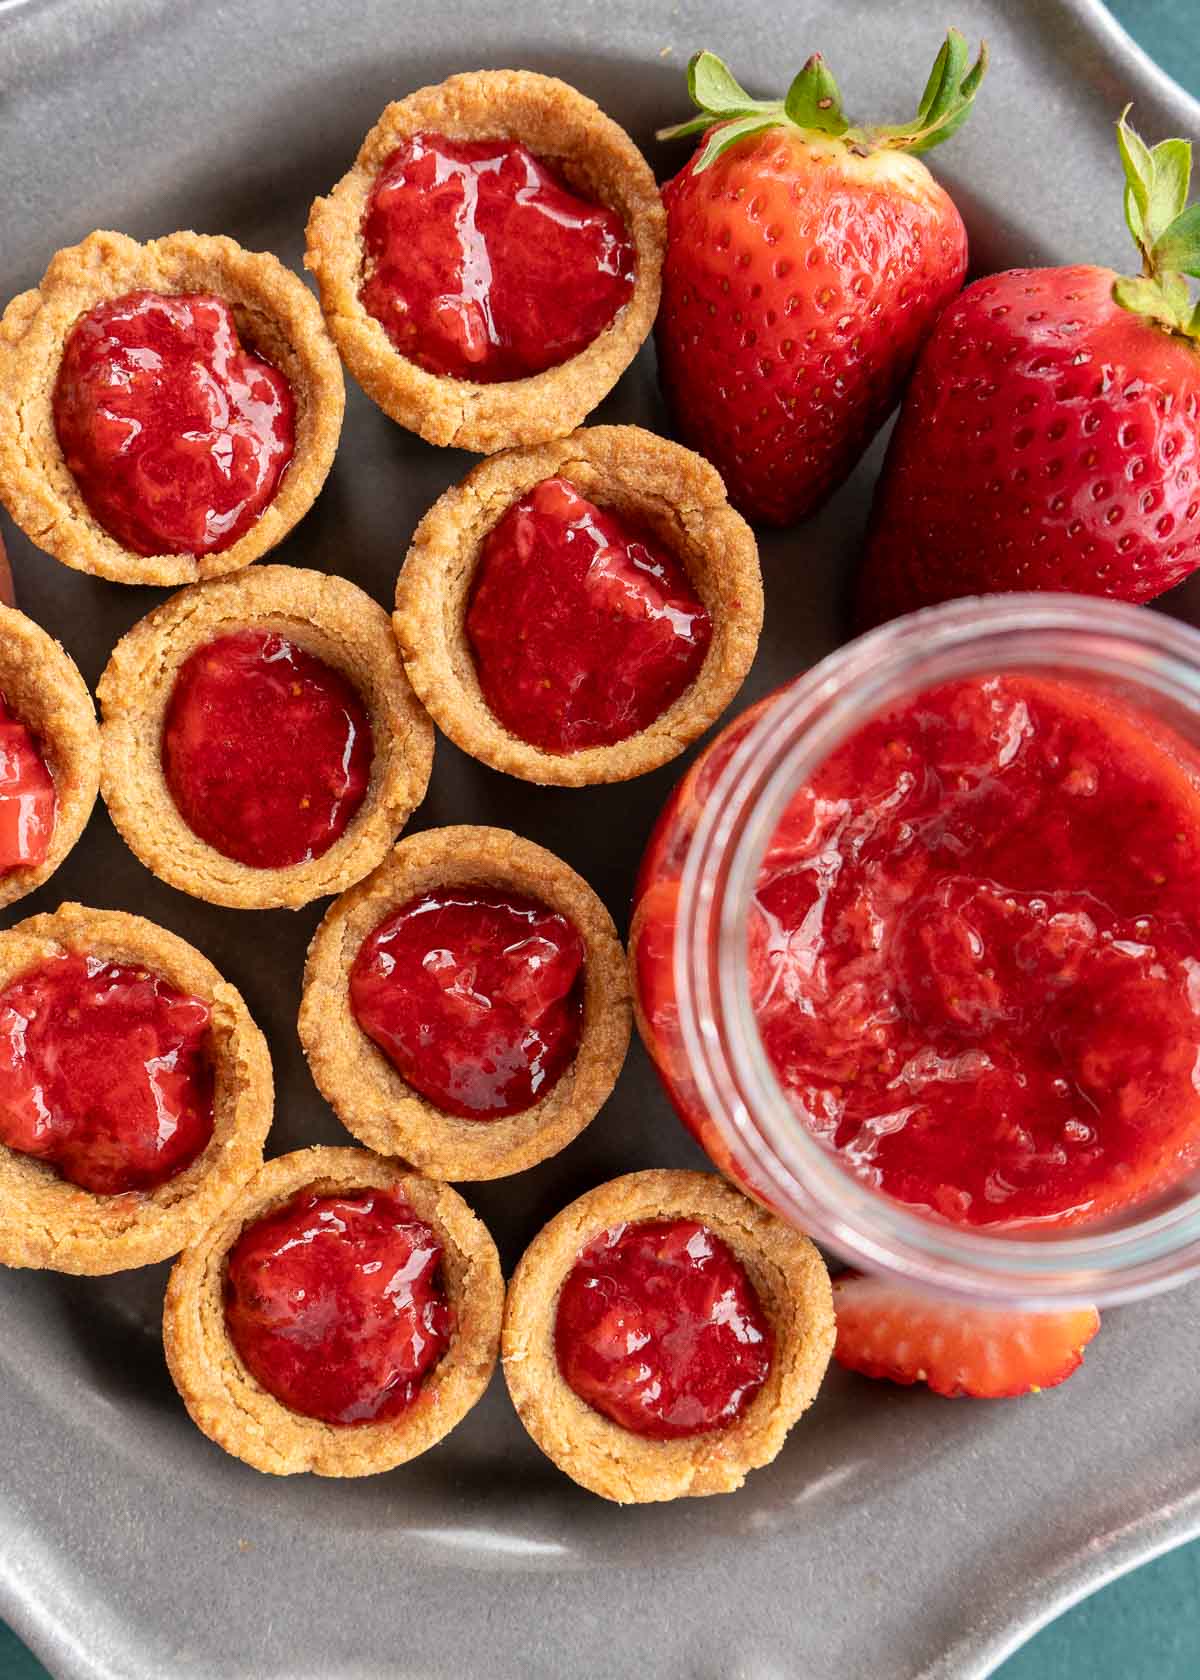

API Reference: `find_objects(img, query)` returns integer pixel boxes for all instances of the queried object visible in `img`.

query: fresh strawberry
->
[858,110,1200,622]
[655,34,986,525]
[832,1272,1100,1399]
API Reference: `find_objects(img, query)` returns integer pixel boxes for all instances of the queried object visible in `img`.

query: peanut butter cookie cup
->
[97,565,434,910]
[0,230,344,586]
[0,903,272,1274]
[164,1146,504,1476]
[503,1170,835,1503]
[305,71,664,452]
[393,425,763,787]
[299,825,630,1181]
[0,603,100,910]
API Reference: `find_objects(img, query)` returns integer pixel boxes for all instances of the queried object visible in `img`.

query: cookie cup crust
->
[502,1169,835,1504]
[304,70,665,453]
[97,565,434,910]
[163,1146,504,1476]
[0,229,345,586]
[0,605,100,909]
[299,825,630,1180]
[393,425,763,786]
[0,903,273,1274]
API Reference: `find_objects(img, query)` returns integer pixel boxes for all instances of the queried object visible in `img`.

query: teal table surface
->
[3,2,1199,1678]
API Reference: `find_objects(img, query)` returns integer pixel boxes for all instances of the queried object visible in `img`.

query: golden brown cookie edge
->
[0,903,273,1273]
[163,1145,503,1476]
[501,1168,835,1503]
[97,565,434,910]
[392,424,764,786]
[0,230,345,587]
[0,604,100,910]
[298,824,631,1180]
[304,70,665,453]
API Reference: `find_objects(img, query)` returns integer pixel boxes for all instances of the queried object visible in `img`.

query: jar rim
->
[675,592,1200,1307]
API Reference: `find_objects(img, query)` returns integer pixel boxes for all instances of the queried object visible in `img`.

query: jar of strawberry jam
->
[631,595,1200,1306]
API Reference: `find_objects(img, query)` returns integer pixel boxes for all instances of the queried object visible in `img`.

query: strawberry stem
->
[1113,108,1200,343]
[656,32,988,171]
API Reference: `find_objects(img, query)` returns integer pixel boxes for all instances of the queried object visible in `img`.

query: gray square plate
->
[3,2,1200,1676]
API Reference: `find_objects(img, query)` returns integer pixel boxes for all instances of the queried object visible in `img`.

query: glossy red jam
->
[162,629,372,869]
[0,694,55,875]
[635,676,1200,1230]
[555,1218,773,1439]
[0,954,214,1194]
[349,884,584,1119]
[466,476,711,753]
[53,290,295,557]
[224,1188,452,1426]
[360,133,635,383]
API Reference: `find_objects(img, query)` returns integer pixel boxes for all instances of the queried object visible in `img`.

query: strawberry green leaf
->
[658,32,986,168]
[656,49,781,150]
[1118,124,1192,251]
[1117,107,1156,258]
[1148,138,1192,240]
[688,50,760,116]
[784,54,848,135]
[1113,108,1200,337]
[1112,270,1200,341]
[1112,274,1173,321]
[1153,201,1200,278]
[656,112,721,142]
[914,29,969,129]
[868,33,988,155]
[692,112,780,172]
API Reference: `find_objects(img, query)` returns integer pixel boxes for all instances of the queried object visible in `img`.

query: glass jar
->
[631,594,1200,1307]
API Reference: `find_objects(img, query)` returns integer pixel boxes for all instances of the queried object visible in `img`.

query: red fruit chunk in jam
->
[466,476,712,753]
[0,693,55,875]
[349,884,584,1119]
[53,290,295,557]
[749,674,1200,1227]
[0,953,214,1194]
[162,629,373,870]
[360,132,635,383]
[224,1188,452,1426]
[555,1218,773,1440]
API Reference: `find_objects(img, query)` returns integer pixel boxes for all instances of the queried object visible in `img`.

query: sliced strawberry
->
[832,1272,1100,1398]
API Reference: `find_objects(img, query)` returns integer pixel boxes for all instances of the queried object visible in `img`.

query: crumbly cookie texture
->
[502,1169,835,1504]
[163,1146,504,1476]
[97,565,435,911]
[305,70,665,453]
[0,604,100,910]
[0,903,273,1274]
[0,230,345,586]
[393,424,764,786]
[299,825,631,1180]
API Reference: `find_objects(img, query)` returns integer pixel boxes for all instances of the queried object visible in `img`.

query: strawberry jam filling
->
[162,629,373,870]
[466,477,712,753]
[224,1188,452,1426]
[53,290,295,557]
[555,1218,773,1439]
[360,132,635,382]
[349,884,584,1119]
[0,953,214,1194]
[745,675,1200,1228]
[635,676,1200,1228]
[0,694,55,875]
